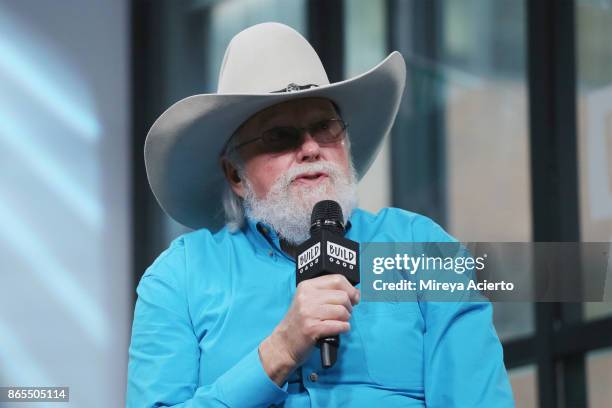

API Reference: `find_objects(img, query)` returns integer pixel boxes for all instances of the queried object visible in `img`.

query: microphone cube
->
[295,230,360,286]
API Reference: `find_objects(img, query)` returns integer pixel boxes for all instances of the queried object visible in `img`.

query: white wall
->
[0,1,131,406]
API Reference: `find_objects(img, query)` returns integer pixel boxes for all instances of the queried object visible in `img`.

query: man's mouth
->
[291,171,329,186]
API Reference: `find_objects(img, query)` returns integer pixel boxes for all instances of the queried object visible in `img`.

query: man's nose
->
[296,132,321,162]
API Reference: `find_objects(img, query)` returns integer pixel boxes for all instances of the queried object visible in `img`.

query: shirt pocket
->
[353,301,425,390]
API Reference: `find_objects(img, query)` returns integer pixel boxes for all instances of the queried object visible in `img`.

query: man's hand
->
[259,274,360,386]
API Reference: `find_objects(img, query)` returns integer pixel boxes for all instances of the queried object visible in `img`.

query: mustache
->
[271,161,349,192]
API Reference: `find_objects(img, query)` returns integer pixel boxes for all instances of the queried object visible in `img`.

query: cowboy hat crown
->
[218,22,329,94]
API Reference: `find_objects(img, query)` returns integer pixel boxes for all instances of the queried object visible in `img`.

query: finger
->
[310,274,360,304]
[310,274,351,291]
[317,289,353,313]
[314,304,351,322]
[315,320,351,339]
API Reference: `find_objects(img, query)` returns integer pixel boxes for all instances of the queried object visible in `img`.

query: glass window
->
[442,0,530,242]
[440,0,533,340]
[509,365,539,408]
[344,0,390,213]
[586,348,612,407]
[576,0,612,320]
[206,0,307,88]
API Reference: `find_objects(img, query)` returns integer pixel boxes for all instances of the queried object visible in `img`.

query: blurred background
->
[0,0,611,407]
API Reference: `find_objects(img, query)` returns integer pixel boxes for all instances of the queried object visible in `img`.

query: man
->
[127,22,514,407]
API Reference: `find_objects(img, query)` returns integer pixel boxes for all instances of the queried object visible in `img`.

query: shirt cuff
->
[216,346,288,406]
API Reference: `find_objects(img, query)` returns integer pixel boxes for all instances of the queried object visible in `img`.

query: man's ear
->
[221,159,246,198]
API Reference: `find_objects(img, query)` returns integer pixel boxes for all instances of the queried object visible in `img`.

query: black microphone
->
[295,200,360,368]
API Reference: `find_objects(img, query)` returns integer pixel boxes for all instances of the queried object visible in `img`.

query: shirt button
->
[308,372,318,382]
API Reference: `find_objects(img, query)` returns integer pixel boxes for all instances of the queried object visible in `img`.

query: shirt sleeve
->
[414,215,515,407]
[126,238,288,408]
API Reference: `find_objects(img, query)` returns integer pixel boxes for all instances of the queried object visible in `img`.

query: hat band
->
[271,83,319,93]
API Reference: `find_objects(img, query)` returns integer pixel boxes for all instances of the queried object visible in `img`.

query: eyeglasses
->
[225,118,348,155]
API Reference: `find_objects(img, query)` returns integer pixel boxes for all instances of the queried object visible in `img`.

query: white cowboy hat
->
[144,22,406,231]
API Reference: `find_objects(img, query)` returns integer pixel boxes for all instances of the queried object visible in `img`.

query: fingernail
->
[356,289,361,303]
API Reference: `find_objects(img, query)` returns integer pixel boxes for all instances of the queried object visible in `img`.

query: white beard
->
[243,161,358,245]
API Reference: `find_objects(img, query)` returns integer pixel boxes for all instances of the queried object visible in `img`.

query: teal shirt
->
[127,207,514,407]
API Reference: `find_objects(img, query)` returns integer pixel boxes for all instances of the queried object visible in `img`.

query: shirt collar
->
[244,216,283,254]
[244,215,354,255]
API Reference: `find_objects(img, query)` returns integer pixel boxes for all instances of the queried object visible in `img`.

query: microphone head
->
[311,200,344,234]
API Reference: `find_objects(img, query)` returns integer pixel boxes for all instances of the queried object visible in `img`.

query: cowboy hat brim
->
[144,51,406,231]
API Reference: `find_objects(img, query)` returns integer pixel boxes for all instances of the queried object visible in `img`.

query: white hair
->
[221,132,248,232]
[223,181,246,232]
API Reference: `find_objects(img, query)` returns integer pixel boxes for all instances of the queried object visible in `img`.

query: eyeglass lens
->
[262,119,345,152]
